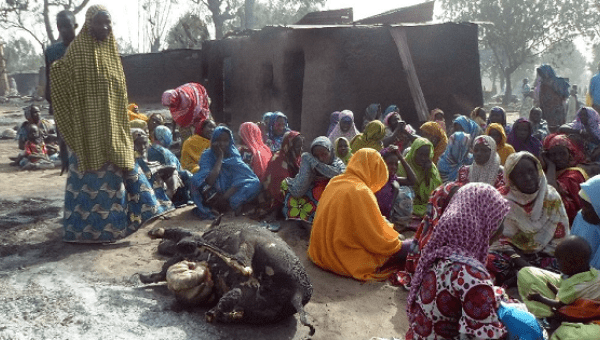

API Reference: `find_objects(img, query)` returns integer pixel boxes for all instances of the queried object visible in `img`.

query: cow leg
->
[148,227,194,242]
[205,288,245,323]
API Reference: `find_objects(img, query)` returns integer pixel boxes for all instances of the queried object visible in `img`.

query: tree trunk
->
[213,15,225,39]
[43,0,56,45]
[150,38,161,53]
[245,0,255,30]
[503,69,513,106]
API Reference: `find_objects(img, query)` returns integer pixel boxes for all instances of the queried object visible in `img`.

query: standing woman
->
[50,5,174,243]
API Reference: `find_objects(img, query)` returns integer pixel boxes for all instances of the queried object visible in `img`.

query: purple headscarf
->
[407,183,510,310]
[507,118,542,157]
[328,110,359,143]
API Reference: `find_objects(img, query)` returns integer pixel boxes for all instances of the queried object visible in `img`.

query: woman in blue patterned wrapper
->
[51,5,174,242]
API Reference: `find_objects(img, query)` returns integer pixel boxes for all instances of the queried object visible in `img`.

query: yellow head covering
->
[419,121,448,163]
[485,123,515,165]
[50,5,134,171]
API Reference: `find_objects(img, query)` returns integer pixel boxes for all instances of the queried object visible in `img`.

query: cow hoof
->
[148,227,165,238]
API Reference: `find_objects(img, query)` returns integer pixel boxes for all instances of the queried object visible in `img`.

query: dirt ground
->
[0,101,408,340]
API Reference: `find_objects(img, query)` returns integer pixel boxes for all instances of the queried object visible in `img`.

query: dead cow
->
[140,216,314,335]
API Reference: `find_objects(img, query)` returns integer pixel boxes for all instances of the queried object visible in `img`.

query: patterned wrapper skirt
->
[281,178,329,224]
[63,151,174,243]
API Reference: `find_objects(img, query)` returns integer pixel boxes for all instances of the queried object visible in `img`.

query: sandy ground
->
[0,101,408,340]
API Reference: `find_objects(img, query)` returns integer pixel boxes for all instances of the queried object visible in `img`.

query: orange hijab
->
[486,123,515,165]
[308,148,402,281]
[420,121,448,163]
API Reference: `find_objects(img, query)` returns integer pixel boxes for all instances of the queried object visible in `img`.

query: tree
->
[166,12,210,49]
[3,37,44,73]
[141,0,177,53]
[1,0,90,49]
[116,38,138,55]
[190,0,325,40]
[440,0,598,105]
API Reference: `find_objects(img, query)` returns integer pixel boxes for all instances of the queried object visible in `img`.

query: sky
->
[58,0,435,52]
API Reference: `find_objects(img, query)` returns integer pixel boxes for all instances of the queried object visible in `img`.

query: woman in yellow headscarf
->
[50,5,173,243]
[127,103,149,122]
[350,120,386,153]
[419,121,448,163]
[486,123,515,165]
[308,148,408,281]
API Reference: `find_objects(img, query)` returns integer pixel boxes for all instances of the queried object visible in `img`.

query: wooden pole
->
[0,41,9,97]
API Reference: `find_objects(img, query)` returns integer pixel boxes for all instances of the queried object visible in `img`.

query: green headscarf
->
[398,137,442,216]
[334,137,353,165]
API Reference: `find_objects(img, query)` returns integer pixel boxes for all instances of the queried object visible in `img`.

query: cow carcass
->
[139,216,314,335]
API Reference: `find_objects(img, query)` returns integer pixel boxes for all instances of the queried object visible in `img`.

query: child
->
[375,146,416,231]
[15,125,55,170]
[572,175,600,270]
[334,137,352,164]
[520,235,600,314]
[529,107,549,142]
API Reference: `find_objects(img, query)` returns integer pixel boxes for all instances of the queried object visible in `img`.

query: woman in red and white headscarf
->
[238,122,272,181]
[162,82,211,140]
[457,135,505,189]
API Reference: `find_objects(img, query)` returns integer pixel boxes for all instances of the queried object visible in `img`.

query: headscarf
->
[326,111,341,136]
[238,122,272,180]
[453,115,481,137]
[194,118,213,136]
[488,106,508,129]
[365,104,381,121]
[350,120,386,153]
[507,118,542,157]
[407,183,510,307]
[334,137,352,164]
[192,126,258,190]
[263,130,302,204]
[399,138,442,216]
[153,125,173,147]
[429,108,446,131]
[267,111,290,152]
[162,82,210,128]
[437,131,473,182]
[496,152,569,254]
[419,121,448,163]
[384,105,399,116]
[50,5,134,172]
[328,110,359,143]
[308,148,402,281]
[468,135,501,185]
[571,107,600,142]
[542,133,586,166]
[486,123,515,165]
[383,111,400,127]
[128,103,139,112]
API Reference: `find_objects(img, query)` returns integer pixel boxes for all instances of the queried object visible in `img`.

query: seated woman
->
[327,109,359,144]
[399,138,442,217]
[419,121,448,163]
[350,120,386,153]
[571,174,600,270]
[334,137,352,165]
[395,181,463,287]
[457,135,505,188]
[375,146,416,229]
[14,124,56,170]
[307,148,412,281]
[362,103,382,130]
[452,115,481,138]
[147,113,165,142]
[381,110,417,151]
[266,111,291,152]
[429,108,446,131]
[470,106,487,129]
[262,131,303,214]
[529,107,549,142]
[406,183,511,340]
[282,136,345,224]
[190,126,261,219]
[559,107,600,161]
[486,123,516,165]
[326,111,340,136]
[238,122,272,181]
[148,125,193,207]
[437,131,473,183]
[488,106,511,134]
[180,119,215,173]
[543,133,589,224]
[488,152,569,286]
[507,118,543,158]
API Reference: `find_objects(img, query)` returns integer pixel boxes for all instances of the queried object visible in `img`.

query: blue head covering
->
[263,111,275,125]
[267,111,291,152]
[153,125,173,147]
[437,131,473,182]
[453,115,481,137]
[384,105,399,115]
